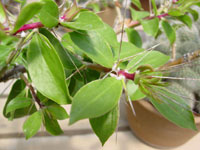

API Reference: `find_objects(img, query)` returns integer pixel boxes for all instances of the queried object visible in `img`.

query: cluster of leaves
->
[0,0,199,146]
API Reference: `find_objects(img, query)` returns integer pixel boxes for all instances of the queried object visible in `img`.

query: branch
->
[0,65,26,82]
[20,74,44,108]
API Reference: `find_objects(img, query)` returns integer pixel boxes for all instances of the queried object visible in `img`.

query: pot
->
[126,99,200,148]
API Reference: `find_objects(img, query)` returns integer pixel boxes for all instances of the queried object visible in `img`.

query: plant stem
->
[118,70,136,80]
[14,22,44,34]
[0,65,26,82]
[20,74,44,108]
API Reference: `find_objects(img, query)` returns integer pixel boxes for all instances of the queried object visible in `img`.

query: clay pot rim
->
[137,99,200,123]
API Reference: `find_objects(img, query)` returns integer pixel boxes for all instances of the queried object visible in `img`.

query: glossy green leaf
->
[127,80,146,100]
[126,51,170,72]
[27,33,71,104]
[177,15,192,28]
[125,28,142,48]
[3,79,26,118]
[130,8,150,21]
[161,20,176,45]
[61,11,104,31]
[149,86,196,130]
[12,2,43,33]
[151,0,157,16]
[0,29,7,41]
[62,33,84,55]
[131,0,142,10]
[90,105,119,146]
[113,42,144,61]
[66,31,114,68]
[43,110,63,135]
[6,97,32,114]
[39,28,82,70]
[95,23,118,47]
[23,111,42,139]
[39,0,59,28]
[0,2,7,24]
[70,77,123,124]
[47,104,69,120]
[141,18,159,37]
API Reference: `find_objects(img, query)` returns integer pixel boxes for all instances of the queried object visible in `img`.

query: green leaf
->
[95,23,118,47]
[90,105,119,146]
[47,104,69,120]
[43,110,63,135]
[39,0,59,28]
[125,28,142,48]
[151,0,157,16]
[168,9,184,16]
[131,0,142,10]
[0,45,13,65]
[6,97,32,114]
[70,77,123,124]
[62,33,84,55]
[141,18,159,37]
[3,79,26,118]
[149,86,196,130]
[177,15,192,28]
[12,2,43,33]
[0,2,7,24]
[61,11,104,31]
[27,33,71,104]
[127,80,146,100]
[23,111,42,139]
[112,42,144,61]
[39,28,82,70]
[187,8,199,21]
[66,31,114,68]
[130,8,150,21]
[161,20,176,45]
[126,51,170,72]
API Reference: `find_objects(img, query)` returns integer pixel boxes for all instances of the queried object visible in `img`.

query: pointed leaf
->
[187,8,199,21]
[130,8,150,21]
[0,2,7,24]
[61,11,104,31]
[47,104,69,120]
[43,110,63,135]
[70,77,123,124]
[27,33,71,104]
[177,15,192,28]
[39,0,59,28]
[6,97,32,114]
[23,111,42,139]
[161,20,176,45]
[151,0,158,16]
[66,31,114,68]
[149,86,196,130]
[127,80,146,100]
[113,42,144,61]
[12,2,43,33]
[141,18,159,37]
[131,0,142,10]
[127,51,170,72]
[3,79,26,118]
[90,105,119,146]
[39,28,82,70]
[125,28,142,48]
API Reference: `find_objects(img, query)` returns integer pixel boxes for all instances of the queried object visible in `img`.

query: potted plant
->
[0,0,200,147]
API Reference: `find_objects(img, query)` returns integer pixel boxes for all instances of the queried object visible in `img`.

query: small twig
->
[171,43,176,60]
[20,74,44,108]
[0,65,26,82]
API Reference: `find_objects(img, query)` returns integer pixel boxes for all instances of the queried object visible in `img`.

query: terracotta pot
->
[126,99,200,148]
